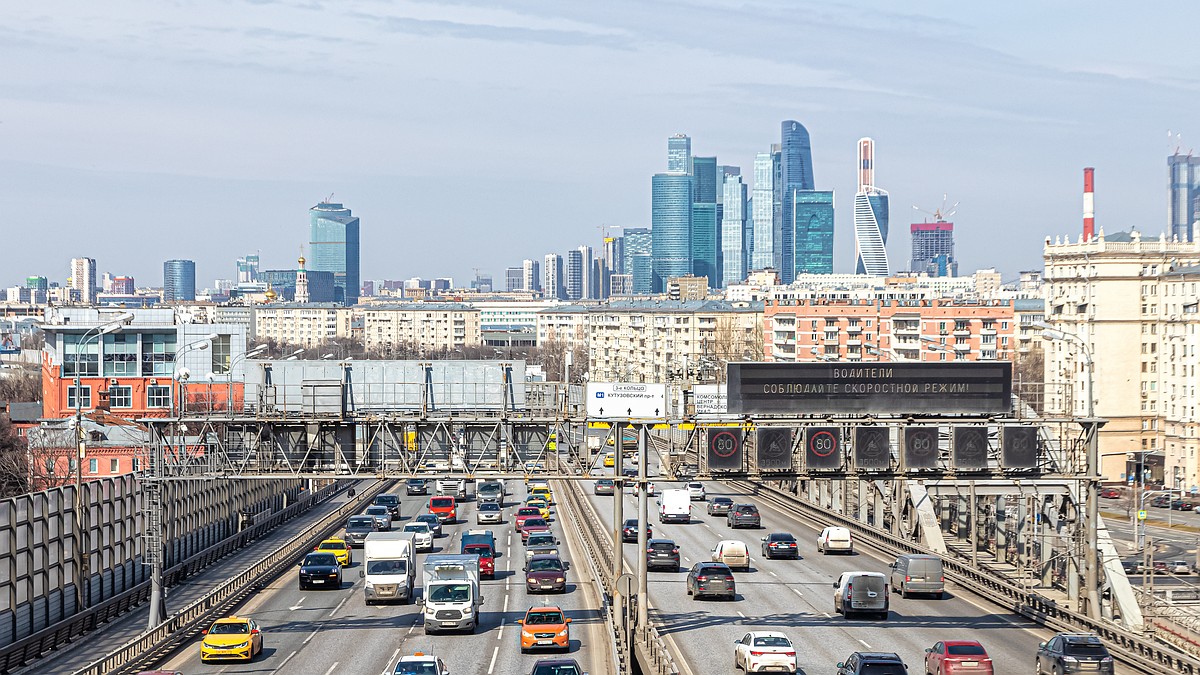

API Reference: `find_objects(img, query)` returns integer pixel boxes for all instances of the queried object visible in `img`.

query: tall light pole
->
[1036,320,1101,619]
[71,312,131,612]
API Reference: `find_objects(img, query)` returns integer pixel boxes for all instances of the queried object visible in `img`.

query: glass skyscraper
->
[309,201,361,306]
[692,157,718,204]
[1169,153,1200,242]
[752,152,774,271]
[691,202,719,287]
[163,259,196,302]
[794,190,835,275]
[721,174,748,287]
[623,228,653,295]
[651,174,693,292]
[543,254,564,300]
[854,191,890,275]
[667,134,691,174]
[779,121,815,284]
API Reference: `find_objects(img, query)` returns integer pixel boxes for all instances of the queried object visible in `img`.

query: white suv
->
[687,483,706,501]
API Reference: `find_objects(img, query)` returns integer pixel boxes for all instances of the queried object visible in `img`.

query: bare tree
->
[0,369,41,402]
[0,414,29,497]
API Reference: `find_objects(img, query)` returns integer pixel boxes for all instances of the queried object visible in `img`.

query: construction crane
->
[913,194,959,223]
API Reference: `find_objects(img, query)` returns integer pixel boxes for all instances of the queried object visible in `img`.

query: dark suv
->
[1035,633,1113,675]
[374,494,402,517]
[405,478,428,496]
[646,538,680,571]
[836,652,907,675]
[727,504,761,529]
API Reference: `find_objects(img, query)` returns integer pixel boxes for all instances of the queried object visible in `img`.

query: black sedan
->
[621,518,651,543]
[760,532,799,559]
[686,561,735,600]
[298,552,342,590]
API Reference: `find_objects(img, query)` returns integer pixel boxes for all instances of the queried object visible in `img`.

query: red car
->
[520,518,551,543]
[514,506,542,531]
[1099,488,1121,499]
[427,496,457,523]
[924,640,993,675]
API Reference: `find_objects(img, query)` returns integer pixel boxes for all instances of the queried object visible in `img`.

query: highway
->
[154,483,611,675]
[579,471,1143,675]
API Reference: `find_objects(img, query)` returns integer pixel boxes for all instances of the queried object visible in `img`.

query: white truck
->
[658,488,691,524]
[436,477,467,499]
[421,554,482,634]
[361,531,415,604]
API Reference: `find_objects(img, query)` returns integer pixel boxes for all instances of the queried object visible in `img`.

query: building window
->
[62,334,100,377]
[147,385,172,409]
[132,457,140,472]
[110,458,119,473]
[211,335,231,374]
[110,385,133,408]
[67,385,92,410]
[103,333,139,376]
[141,333,177,376]
[88,458,98,474]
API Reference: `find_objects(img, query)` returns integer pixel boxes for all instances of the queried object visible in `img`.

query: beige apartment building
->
[1042,230,1200,487]
[252,304,355,348]
[536,305,590,353]
[362,303,481,353]
[586,300,764,383]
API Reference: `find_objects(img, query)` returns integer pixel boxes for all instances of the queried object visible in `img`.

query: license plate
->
[537,640,552,645]
[961,662,977,667]
[1079,665,1098,671]
[910,577,924,581]
[541,584,554,588]
[312,579,325,584]
[442,621,457,627]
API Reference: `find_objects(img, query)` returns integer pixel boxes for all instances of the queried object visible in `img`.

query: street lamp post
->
[1036,321,1101,619]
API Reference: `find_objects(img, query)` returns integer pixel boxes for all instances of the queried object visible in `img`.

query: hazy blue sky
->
[3,1,1198,289]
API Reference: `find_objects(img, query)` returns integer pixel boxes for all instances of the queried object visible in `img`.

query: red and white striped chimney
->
[1083,167,1095,241]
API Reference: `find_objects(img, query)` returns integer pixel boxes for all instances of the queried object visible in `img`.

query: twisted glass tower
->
[853,138,890,276]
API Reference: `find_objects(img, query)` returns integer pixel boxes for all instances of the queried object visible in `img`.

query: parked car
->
[924,640,993,675]
[593,479,616,496]
[1034,633,1114,675]
[760,532,799,559]
[524,554,570,593]
[707,496,734,516]
[836,652,906,675]
[686,482,706,500]
[686,561,736,600]
[646,538,681,571]
[405,478,429,496]
[727,504,761,529]
[889,554,944,598]
[415,512,443,537]
[817,526,854,555]
[518,606,571,652]
[733,631,797,673]
[833,571,889,620]
[621,518,651,543]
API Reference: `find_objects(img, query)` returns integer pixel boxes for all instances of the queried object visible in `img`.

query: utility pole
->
[637,423,649,630]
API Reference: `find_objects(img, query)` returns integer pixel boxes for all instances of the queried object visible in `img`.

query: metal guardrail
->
[731,480,1200,675]
[70,480,391,675]
[0,481,342,675]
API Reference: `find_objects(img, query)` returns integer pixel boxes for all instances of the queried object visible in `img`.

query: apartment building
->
[536,305,590,355]
[252,303,355,348]
[361,303,481,353]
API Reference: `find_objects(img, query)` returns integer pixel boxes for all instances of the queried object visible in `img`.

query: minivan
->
[817,526,854,555]
[889,554,944,598]
[711,540,750,571]
[833,571,888,620]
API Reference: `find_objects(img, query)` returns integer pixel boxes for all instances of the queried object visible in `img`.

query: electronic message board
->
[952,426,990,470]
[707,427,743,470]
[805,427,843,470]
[853,426,892,470]
[755,427,794,470]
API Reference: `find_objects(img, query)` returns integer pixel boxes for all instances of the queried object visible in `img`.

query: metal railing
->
[731,479,1200,675]
[0,481,342,674]
[69,481,391,675]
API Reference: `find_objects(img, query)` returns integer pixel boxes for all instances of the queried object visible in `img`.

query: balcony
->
[954,343,971,351]
[953,329,971,337]
[846,338,861,346]
[846,325,863,334]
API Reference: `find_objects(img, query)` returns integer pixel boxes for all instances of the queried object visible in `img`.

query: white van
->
[817,526,854,555]
[711,540,750,571]
[658,489,691,524]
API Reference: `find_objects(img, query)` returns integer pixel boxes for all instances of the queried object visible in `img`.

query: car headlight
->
[522,630,534,638]
[364,581,374,590]
[233,641,250,649]
[556,577,565,582]
[557,628,569,636]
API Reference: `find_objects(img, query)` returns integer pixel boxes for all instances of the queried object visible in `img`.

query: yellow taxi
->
[525,497,551,520]
[603,452,616,467]
[315,538,351,567]
[529,484,554,505]
[199,616,264,663]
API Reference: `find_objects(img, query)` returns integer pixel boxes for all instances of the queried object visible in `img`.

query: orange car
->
[518,606,571,652]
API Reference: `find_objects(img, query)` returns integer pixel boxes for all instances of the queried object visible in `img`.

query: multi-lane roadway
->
[154,482,610,675]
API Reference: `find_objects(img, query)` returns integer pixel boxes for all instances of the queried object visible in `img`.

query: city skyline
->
[3,3,1197,287]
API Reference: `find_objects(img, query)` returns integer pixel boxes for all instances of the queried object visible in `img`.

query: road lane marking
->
[487,646,500,674]
[792,588,803,597]
[768,570,778,577]
[858,640,872,649]
[304,629,320,644]
[736,611,746,618]
[329,596,347,617]
[822,612,832,618]
[273,649,299,672]
[386,648,401,672]
[322,663,339,675]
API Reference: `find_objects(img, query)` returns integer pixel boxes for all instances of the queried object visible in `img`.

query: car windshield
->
[753,636,791,647]
[431,498,453,507]
[860,665,906,675]
[304,554,338,566]
[417,514,437,521]
[479,503,499,511]
[524,519,548,528]
[526,611,564,624]
[529,558,563,572]
[394,661,440,675]
[366,507,387,515]
[518,508,540,516]
[528,534,555,545]
[319,541,346,551]
[208,621,249,635]
[377,496,398,504]
[946,644,986,656]
[348,517,375,528]
[531,665,581,675]
[427,584,471,603]
[464,545,492,556]
[366,560,407,575]
[404,524,429,533]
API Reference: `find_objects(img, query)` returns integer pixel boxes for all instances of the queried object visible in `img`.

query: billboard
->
[853,426,892,470]
[1002,426,1039,469]
[755,428,794,470]
[805,427,843,470]
[952,426,989,470]
[693,384,728,417]
[727,362,1012,415]
[902,426,940,470]
[707,427,743,470]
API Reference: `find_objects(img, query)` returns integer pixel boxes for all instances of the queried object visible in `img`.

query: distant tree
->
[0,414,29,497]
[0,369,41,402]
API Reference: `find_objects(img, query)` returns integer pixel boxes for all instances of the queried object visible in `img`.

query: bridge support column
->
[857,481,869,523]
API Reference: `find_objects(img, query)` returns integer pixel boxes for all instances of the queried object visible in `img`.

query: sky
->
[3,1,1199,289]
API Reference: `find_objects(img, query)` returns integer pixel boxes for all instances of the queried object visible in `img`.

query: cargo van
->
[833,571,888,620]
[889,554,944,598]
[817,526,854,555]
[711,540,750,571]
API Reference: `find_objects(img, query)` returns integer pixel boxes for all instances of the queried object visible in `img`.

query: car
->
[733,631,797,673]
[890,554,944,598]
[817,526,854,555]
[199,616,264,663]
[833,571,889,620]
[621,467,638,479]
[925,640,993,675]
[761,532,799,559]
[529,485,554,505]
[1153,561,1170,575]
[1035,633,1114,675]
[528,657,588,675]
[1172,499,1194,510]
[314,538,351,567]
[394,652,449,675]
[1151,496,1171,508]
[364,505,393,530]
[520,518,552,543]
[527,542,562,563]
[477,501,504,524]
[633,481,656,496]
[405,478,429,496]
[374,493,402,516]
[687,482,706,500]
[526,531,560,550]
[427,496,457,523]
[525,554,570,593]
[1120,559,1139,574]
[646,538,681,571]
[1194,504,1200,514]
[1174,560,1192,574]
[835,652,906,675]
[603,453,616,467]
[1099,487,1121,499]
[711,540,750,571]
[686,561,736,600]
[298,551,343,590]
[515,506,543,531]
[415,512,443,537]
[403,522,434,551]
[519,606,572,652]
[707,496,734,516]
[727,504,761,529]
[526,497,551,520]
[621,518,651,543]
[594,478,616,496]
[343,515,379,547]
[675,463,699,480]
